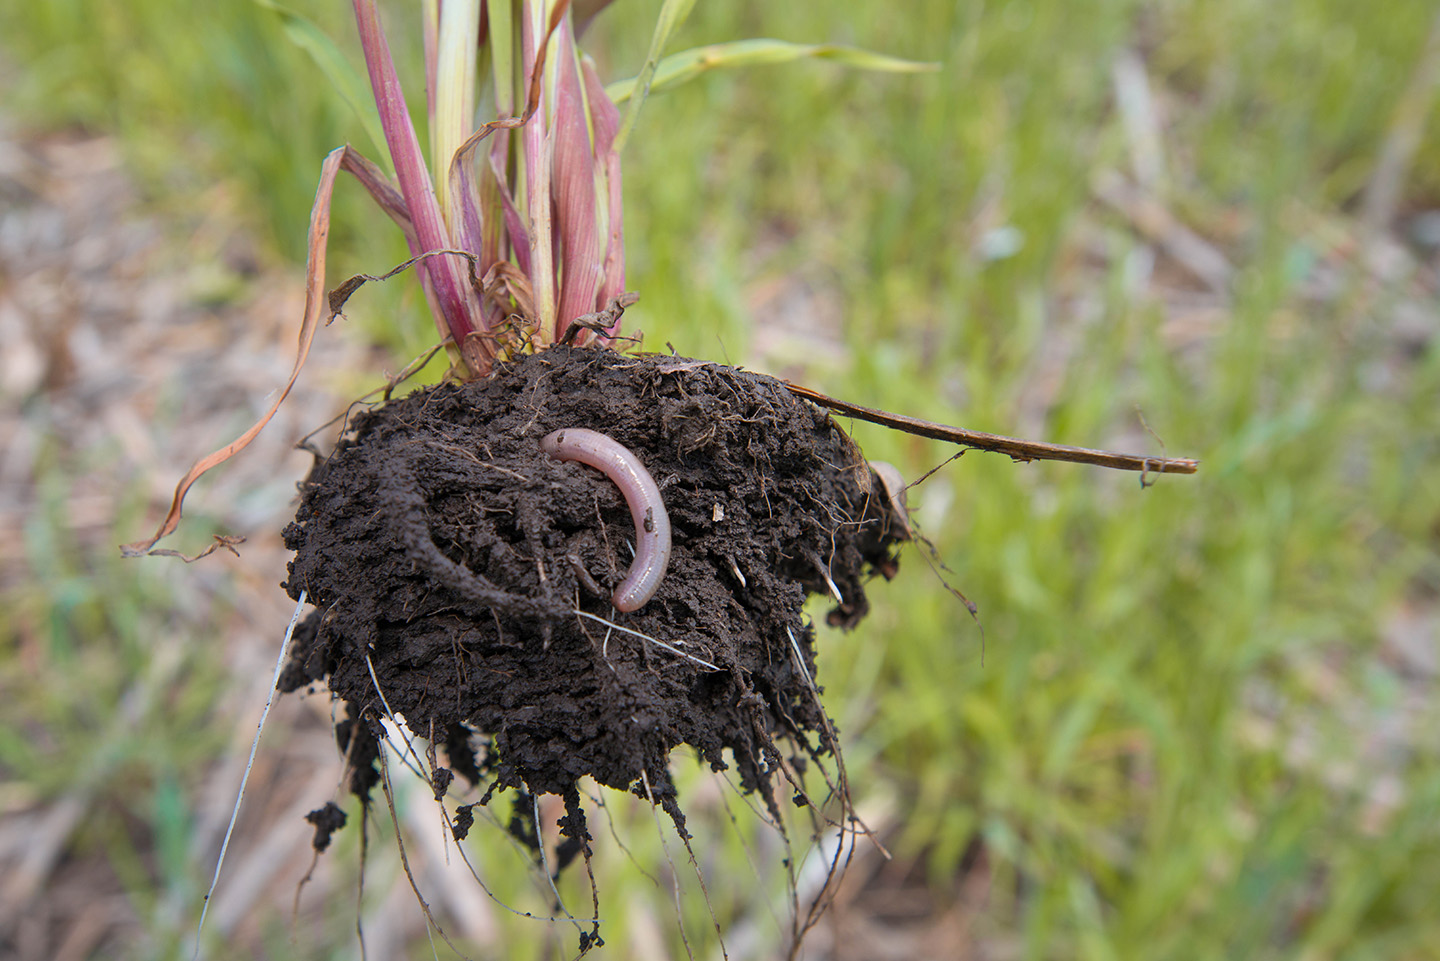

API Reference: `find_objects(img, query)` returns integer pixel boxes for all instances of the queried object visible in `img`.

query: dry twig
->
[785,383,1199,475]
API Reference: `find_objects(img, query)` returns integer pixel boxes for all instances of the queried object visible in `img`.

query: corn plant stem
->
[783,383,1199,475]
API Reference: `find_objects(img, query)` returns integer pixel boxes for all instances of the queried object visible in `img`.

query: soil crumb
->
[280,347,905,826]
[305,802,348,852]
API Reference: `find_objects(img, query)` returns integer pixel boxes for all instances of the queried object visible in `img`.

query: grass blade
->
[612,0,696,153]
[433,0,482,222]
[252,0,388,167]
[607,38,939,104]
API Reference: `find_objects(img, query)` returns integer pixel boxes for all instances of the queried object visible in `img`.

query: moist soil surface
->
[280,346,906,829]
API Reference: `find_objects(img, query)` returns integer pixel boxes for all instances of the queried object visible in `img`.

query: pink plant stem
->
[551,17,601,343]
[353,0,489,371]
[521,4,556,337]
[580,57,626,336]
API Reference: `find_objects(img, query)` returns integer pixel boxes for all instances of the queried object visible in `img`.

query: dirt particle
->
[304,802,348,853]
[452,804,476,841]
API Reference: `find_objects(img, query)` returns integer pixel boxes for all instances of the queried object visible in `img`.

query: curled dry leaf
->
[121,146,347,558]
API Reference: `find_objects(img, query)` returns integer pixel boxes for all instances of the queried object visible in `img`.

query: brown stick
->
[784,383,1199,475]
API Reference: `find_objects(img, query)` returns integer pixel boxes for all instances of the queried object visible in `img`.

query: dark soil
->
[279,346,907,833]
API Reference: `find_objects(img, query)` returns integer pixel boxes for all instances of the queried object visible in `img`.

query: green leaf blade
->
[607,38,939,105]
[253,0,389,170]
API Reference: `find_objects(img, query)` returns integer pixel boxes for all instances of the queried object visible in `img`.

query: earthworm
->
[540,428,671,612]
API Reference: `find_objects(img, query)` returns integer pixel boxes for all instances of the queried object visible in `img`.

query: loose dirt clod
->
[280,346,904,833]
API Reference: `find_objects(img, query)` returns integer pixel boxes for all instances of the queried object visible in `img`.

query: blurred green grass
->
[3,0,1439,957]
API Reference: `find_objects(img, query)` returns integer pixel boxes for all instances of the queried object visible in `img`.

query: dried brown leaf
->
[121,146,347,558]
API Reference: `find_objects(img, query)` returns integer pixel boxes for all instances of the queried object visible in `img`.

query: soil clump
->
[279,346,906,831]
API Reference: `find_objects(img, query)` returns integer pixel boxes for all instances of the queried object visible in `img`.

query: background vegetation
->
[2,0,1438,957]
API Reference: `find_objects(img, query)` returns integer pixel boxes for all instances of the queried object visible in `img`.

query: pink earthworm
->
[540,428,672,612]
